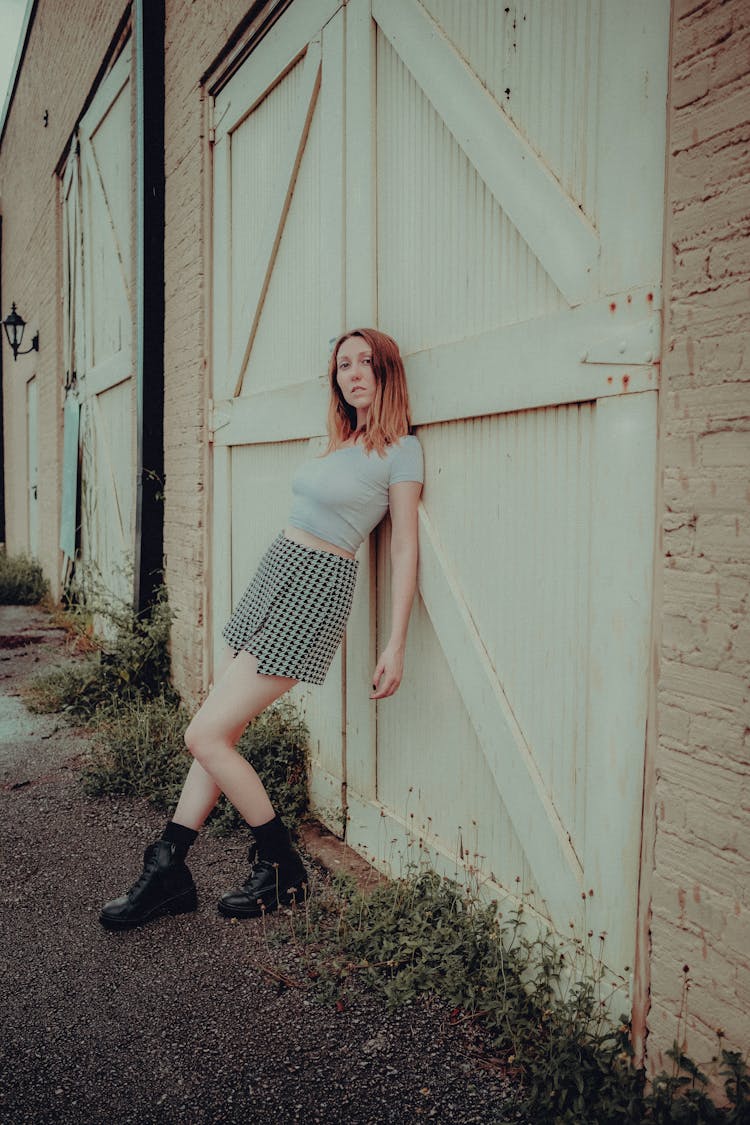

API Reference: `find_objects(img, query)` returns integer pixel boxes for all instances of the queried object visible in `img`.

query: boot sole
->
[99,886,198,931]
[217,882,309,920]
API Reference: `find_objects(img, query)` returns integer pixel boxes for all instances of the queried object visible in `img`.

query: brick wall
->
[649,0,750,1075]
[0,1,129,596]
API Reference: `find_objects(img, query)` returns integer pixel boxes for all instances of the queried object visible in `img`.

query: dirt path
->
[0,606,522,1125]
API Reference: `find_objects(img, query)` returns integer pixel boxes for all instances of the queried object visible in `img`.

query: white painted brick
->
[659,660,747,711]
[689,712,748,757]
[699,431,750,468]
[657,701,692,743]
[655,829,746,904]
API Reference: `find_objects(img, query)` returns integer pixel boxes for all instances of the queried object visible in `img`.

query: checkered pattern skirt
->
[221,533,359,685]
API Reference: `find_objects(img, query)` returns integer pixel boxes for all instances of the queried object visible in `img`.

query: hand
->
[370,644,405,700]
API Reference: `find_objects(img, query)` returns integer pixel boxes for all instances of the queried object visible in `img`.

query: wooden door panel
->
[374,0,599,305]
[422,0,601,221]
[64,41,135,611]
[228,42,322,397]
[340,0,667,981]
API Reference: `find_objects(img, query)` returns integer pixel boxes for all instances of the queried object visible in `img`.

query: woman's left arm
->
[370,480,423,700]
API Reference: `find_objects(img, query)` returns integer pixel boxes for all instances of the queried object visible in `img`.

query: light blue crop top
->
[288,435,424,554]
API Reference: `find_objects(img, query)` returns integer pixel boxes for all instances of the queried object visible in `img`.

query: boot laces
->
[241,844,276,890]
[126,844,164,897]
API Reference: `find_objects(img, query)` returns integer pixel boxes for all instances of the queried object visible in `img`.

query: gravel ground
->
[0,606,524,1125]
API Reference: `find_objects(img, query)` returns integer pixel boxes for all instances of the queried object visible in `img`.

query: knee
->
[184,717,210,763]
[184,715,233,766]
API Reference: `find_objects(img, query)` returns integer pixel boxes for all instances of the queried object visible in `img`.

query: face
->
[335,336,377,422]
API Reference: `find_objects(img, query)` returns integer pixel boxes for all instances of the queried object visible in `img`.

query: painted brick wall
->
[0,1,128,595]
[649,0,750,1075]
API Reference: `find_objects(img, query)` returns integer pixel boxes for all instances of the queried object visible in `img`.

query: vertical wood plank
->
[344,0,378,811]
[211,134,231,401]
[596,0,669,293]
[584,390,658,976]
[320,8,346,340]
[210,444,232,678]
[345,0,377,326]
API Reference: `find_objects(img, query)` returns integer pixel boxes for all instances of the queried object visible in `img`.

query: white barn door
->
[62,43,136,610]
[343,0,669,982]
[209,1,347,822]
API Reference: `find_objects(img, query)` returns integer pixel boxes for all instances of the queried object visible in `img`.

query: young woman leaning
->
[99,328,423,929]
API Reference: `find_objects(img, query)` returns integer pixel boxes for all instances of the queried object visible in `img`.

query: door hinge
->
[581,314,661,367]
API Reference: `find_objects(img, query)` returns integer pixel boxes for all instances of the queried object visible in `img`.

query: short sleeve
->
[389,435,424,485]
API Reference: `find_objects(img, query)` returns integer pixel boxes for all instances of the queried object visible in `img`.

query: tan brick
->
[683,795,745,852]
[674,3,736,67]
[667,381,750,424]
[658,741,748,800]
[655,827,747,900]
[670,281,750,331]
[673,176,750,243]
[672,56,713,109]
[699,431,750,467]
[660,659,748,711]
[688,711,746,756]
[694,513,750,563]
[663,470,750,515]
[663,521,697,557]
[649,1015,726,1084]
[657,701,693,744]
[684,983,750,1051]
[712,25,750,91]
[663,569,747,616]
[708,238,750,281]
[672,84,750,151]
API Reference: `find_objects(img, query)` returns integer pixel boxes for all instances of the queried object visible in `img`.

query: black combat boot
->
[99,840,197,931]
[218,842,309,919]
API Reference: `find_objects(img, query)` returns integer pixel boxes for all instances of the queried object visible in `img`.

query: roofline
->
[0,0,39,150]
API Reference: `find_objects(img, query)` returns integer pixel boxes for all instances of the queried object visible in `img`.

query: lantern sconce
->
[2,303,39,362]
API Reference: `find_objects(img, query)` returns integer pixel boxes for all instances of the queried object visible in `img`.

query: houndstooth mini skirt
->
[221,532,359,685]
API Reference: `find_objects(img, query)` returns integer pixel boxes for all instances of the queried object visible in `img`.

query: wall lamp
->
[2,303,39,361]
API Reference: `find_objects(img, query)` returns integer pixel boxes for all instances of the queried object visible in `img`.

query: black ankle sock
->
[250,814,292,861]
[162,820,199,856]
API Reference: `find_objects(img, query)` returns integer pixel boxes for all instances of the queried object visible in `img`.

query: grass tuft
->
[81,694,309,834]
[0,549,49,605]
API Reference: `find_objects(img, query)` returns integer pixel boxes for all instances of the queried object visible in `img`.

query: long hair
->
[326,328,413,455]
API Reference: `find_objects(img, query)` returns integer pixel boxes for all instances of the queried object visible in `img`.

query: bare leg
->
[181,650,298,828]
[171,645,237,830]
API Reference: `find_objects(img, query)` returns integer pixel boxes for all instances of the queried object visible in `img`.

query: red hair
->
[326,328,413,455]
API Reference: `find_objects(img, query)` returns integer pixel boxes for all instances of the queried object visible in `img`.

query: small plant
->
[23,585,177,718]
[0,549,49,605]
[81,693,191,806]
[286,863,750,1124]
[81,695,310,833]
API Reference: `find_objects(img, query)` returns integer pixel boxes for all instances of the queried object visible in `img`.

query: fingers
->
[370,680,399,700]
[370,662,402,700]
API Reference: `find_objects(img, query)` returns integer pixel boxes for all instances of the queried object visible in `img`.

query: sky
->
[0,0,27,119]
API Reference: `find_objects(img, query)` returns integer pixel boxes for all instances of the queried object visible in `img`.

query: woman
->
[100,328,423,930]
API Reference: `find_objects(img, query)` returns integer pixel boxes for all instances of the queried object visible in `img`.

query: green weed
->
[23,586,177,717]
[0,549,48,605]
[287,864,749,1124]
[80,694,309,833]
